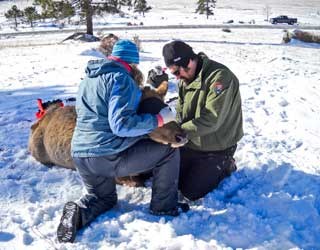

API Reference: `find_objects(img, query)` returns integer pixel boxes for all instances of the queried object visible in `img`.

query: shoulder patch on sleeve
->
[210,81,225,95]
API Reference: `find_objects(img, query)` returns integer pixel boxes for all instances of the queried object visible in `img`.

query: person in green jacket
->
[162,40,243,201]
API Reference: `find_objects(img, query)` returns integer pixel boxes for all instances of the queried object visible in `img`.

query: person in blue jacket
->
[57,40,189,243]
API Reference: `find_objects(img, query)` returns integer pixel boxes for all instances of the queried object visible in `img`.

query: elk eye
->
[175,135,182,142]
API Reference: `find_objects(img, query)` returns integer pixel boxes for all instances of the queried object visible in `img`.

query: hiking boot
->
[225,159,237,176]
[57,201,81,243]
[178,191,203,206]
[150,202,190,217]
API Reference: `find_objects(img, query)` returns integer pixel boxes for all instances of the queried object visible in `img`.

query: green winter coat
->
[176,54,243,151]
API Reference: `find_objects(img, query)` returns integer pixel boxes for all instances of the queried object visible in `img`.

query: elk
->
[29,95,187,187]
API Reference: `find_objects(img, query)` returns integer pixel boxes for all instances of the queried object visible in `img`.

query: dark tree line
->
[5,0,152,33]
[5,1,75,28]
[5,0,217,32]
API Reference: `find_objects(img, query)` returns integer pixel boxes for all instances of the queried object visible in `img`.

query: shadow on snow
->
[76,161,320,249]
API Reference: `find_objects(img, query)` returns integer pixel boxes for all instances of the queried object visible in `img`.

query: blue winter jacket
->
[71,59,158,157]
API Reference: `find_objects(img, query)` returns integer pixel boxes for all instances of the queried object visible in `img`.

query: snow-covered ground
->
[1,1,320,250]
[1,0,320,34]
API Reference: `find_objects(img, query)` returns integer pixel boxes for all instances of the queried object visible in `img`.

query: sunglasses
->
[171,66,181,76]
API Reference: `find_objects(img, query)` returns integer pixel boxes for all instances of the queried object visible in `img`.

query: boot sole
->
[57,201,79,243]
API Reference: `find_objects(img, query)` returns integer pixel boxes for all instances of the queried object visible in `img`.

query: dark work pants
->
[72,139,180,227]
[179,145,237,201]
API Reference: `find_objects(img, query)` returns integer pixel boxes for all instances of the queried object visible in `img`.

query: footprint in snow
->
[279,99,289,107]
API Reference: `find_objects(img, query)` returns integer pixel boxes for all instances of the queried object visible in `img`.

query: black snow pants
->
[72,139,180,228]
[179,145,237,201]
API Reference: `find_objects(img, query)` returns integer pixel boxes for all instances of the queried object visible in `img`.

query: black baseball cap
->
[162,40,196,67]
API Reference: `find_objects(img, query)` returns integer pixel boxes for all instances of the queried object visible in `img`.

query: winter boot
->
[178,191,203,206]
[57,201,81,243]
[150,202,190,217]
[225,159,237,176]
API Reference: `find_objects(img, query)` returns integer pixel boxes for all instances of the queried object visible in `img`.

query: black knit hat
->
[162,40,196,67]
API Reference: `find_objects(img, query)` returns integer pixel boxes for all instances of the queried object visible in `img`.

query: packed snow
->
[0,0,320,249]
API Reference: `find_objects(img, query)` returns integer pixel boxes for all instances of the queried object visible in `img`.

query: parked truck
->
[269,15,298,25]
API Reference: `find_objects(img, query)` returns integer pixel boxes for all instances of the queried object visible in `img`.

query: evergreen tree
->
[31,0,74,23]
[134,0,151,17]
[120,0,132,10]
[54,1,75,21]
[81,0,94,35]
[195,0,216,19]
[97,0,121,14]
[33,0,56,20]
[24,6,40,27]
[117,0,132,12]
[72,0,130,35]
[5,5,24,28]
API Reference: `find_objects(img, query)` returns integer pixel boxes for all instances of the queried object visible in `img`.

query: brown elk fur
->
[97,33,119,57]
[154,81,169,99]
[29,104,76,169]
[28,95,186,187]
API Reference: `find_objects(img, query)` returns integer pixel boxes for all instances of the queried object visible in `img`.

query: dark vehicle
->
[269,15,298,25]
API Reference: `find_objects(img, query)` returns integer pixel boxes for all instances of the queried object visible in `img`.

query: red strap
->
[108,55,132,73]
[36,111,45,119]
[36,99,46,119]
[35,99,64,120]
[37,99,44,112]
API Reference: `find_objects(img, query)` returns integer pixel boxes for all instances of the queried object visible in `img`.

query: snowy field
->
[1,1,320,250]
[1,0,320,33]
